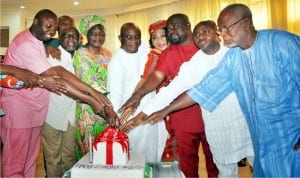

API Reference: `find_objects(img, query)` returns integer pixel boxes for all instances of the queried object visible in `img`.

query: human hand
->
[119,107,134,125]
[118,93,142,116]
[120,112,147,133]
[39,75,66,95]
[13,68,40,89]
[90,89,112,107]
[46,46,61,60]
[145,109,169,125]
[104,106,120,128]
[293,137,300,151]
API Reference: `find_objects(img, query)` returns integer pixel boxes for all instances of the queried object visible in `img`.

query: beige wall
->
[0,10,27,55]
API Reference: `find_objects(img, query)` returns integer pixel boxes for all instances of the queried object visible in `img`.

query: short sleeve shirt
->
[1,29,51,128]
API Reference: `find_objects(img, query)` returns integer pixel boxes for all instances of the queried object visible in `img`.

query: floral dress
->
[73,47,111,160]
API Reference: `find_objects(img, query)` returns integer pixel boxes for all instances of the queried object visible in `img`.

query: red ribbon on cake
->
[93,127,129,165]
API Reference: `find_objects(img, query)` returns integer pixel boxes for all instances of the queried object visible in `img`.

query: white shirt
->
[107,43,167,162]
[107,44,150,112]
[45,46,76,131]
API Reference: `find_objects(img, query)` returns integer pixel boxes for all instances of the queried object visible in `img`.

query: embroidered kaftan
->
[188,30,300,177]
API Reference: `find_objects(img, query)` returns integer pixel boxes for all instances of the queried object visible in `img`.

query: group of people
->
[121,19,254,177]
[0,3,299,178]
[0,10,117,178]
[119,3,300,178]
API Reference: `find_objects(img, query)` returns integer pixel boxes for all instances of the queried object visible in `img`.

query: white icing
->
[71,152,146,178]
[93,142,129,165]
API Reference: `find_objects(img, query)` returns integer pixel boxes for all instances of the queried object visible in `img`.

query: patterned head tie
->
[78,15,105,36]
[148,20,166,35]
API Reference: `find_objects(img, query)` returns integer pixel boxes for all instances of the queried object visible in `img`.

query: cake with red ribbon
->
[93,127,129,165]
[71,127,146,178]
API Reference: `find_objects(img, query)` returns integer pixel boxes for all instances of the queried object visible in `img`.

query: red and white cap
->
[148,20,167,35]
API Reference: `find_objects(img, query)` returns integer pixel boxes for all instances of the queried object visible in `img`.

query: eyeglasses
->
[217,18,246,34]
[122,34,141,41]
[61,33,79,40]
[167,23,187,31]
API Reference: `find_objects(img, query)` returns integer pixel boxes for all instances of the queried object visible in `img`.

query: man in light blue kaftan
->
[187,3,300,177]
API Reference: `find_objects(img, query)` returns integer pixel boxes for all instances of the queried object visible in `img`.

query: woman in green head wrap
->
[73,15,112,160]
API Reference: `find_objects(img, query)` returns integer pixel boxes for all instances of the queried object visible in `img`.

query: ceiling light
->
[20,5,25,9]
[73,1,79,5]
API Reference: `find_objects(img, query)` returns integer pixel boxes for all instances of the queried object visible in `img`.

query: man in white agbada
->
[107,22,167,162]
[122,20,254,177]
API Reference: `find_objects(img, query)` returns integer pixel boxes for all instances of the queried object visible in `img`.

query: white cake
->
[92,127,129,165]
[70,128,145,178]
[71,152,146,178]
[93,142,129,165]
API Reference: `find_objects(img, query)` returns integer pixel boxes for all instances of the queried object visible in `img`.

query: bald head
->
[33,9,57,23]
[120,23,141,37]
[194,20,217,32]
[166,13,191,28]
[218,3,253,25]
[58,15,75,34]
[58,15,74,24]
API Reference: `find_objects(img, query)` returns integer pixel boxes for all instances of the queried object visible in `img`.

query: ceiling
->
[0,0,175,17]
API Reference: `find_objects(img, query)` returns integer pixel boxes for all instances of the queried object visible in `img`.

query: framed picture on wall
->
[0,26,9,47]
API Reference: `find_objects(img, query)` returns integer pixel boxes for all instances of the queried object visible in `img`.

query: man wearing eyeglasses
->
[215,4,300,176]
[140,3,300,177]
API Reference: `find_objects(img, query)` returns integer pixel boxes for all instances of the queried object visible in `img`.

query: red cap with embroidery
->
[148,20,167,35]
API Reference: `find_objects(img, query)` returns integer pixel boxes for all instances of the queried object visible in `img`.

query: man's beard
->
[168,34,181,44]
